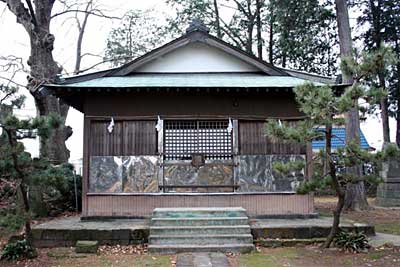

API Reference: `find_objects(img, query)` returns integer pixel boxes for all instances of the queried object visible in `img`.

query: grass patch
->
[238,252,278,267]
[367,250,386,260]
[375,222,400,235]
[238,248,299,267]
[54,254,171,267]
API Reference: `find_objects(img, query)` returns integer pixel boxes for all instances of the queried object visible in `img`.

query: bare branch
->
[51,9,121,20]
[72,56,133,75]
[0,76,26,88]
[74,0,92,74]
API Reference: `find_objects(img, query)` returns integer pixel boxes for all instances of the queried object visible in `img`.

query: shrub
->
[0,213,24,232]
[0,239,36,261]
[334,231,370,253]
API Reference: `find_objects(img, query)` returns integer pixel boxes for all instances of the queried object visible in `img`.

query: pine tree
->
[266,48,393,248]
[0,85,70,254]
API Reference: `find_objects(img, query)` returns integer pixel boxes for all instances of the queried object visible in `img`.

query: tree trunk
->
[370,0,390,144]
[343,181,369,210]
[322,124,346,248]
[2,0,72,164]
[213,0,222,38]
[268,9,274,64]
[29,25,72,164]
[256,0,263,60]
[379,85,391,144]
[335,0,368,210]
[397,91,400,147]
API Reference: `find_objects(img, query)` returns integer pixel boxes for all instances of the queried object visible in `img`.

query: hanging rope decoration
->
[155,116,163,132]
[107,117,115,133]
[227,118,233,133]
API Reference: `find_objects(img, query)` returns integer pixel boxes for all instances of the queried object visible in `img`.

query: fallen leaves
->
[98,244,148,255]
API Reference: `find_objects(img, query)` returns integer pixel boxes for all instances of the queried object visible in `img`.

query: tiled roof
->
[46,73,325,88]
[312,128,372,150]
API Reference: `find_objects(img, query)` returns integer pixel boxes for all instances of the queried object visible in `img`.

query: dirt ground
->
[0,245,399,267]
[0,196,399,267]
[315,196,400,235]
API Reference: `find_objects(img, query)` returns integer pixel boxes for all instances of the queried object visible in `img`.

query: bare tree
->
[0,0,118,163]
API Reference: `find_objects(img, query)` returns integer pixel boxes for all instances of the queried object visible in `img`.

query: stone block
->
[75,240,99,254]
[381,160,400,180]
[377,182,400,207]
[91,230,113,240]
[111,229,130,240]
[131,229,149,242]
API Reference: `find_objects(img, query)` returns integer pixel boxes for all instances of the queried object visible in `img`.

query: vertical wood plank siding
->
[89,120,157,156]
[123,121,157,155]
[86,193,314,217]
[239,120,306,154]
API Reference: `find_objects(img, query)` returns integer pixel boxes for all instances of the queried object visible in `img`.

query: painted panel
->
[237,155,305,192]
[163,161,233,192]
[135,43,259,73]
[89,156,159,193]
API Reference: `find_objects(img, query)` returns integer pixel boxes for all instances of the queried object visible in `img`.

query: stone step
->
[148,244,254,254]
[151,217,249,226]
[152,207,247,219]
[150,225,251,235]
[149,234,253,245]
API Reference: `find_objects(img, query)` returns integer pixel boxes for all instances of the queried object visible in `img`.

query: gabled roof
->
[53,21,336,86]
[312,128,374,151]
[41,21,347,112]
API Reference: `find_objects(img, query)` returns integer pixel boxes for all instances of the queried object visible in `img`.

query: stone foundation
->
[376,159,400,207]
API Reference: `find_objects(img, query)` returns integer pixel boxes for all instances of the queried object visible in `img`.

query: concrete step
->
[152,207,247,218]
[148,243,254,254]
[151,217,249,226]
[150,225,251,235]
[149,234,254,245]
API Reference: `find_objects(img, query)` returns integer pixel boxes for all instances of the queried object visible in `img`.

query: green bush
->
[0,213,24,233]
[0,239,36,261]
[334,231,370,253]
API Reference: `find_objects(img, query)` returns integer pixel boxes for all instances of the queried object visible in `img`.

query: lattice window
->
[164,120,232,160]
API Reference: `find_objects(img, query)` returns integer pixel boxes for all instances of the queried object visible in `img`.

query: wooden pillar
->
[82,116,90,216]
[305,141,313,180]
[232,119,239,191]
[157,117,164,192]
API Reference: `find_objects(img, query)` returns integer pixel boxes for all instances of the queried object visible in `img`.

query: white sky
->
[0,0,396,162]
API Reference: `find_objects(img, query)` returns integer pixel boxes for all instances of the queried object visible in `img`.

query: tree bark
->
[335,0,368,210]
[323,124,346,248]
[256,0,263,60]
[1,0,72,164]
[369,0,390,144]
[268,8,274,64]
[397,94,400,146]
[213,0,222,38]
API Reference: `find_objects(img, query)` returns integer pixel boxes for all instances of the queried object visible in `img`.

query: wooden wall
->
[85,193,314,217]
[90,120,157,156]
[239,120,306,155]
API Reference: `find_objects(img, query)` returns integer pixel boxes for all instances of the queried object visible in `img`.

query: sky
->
[0,0,397,163]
